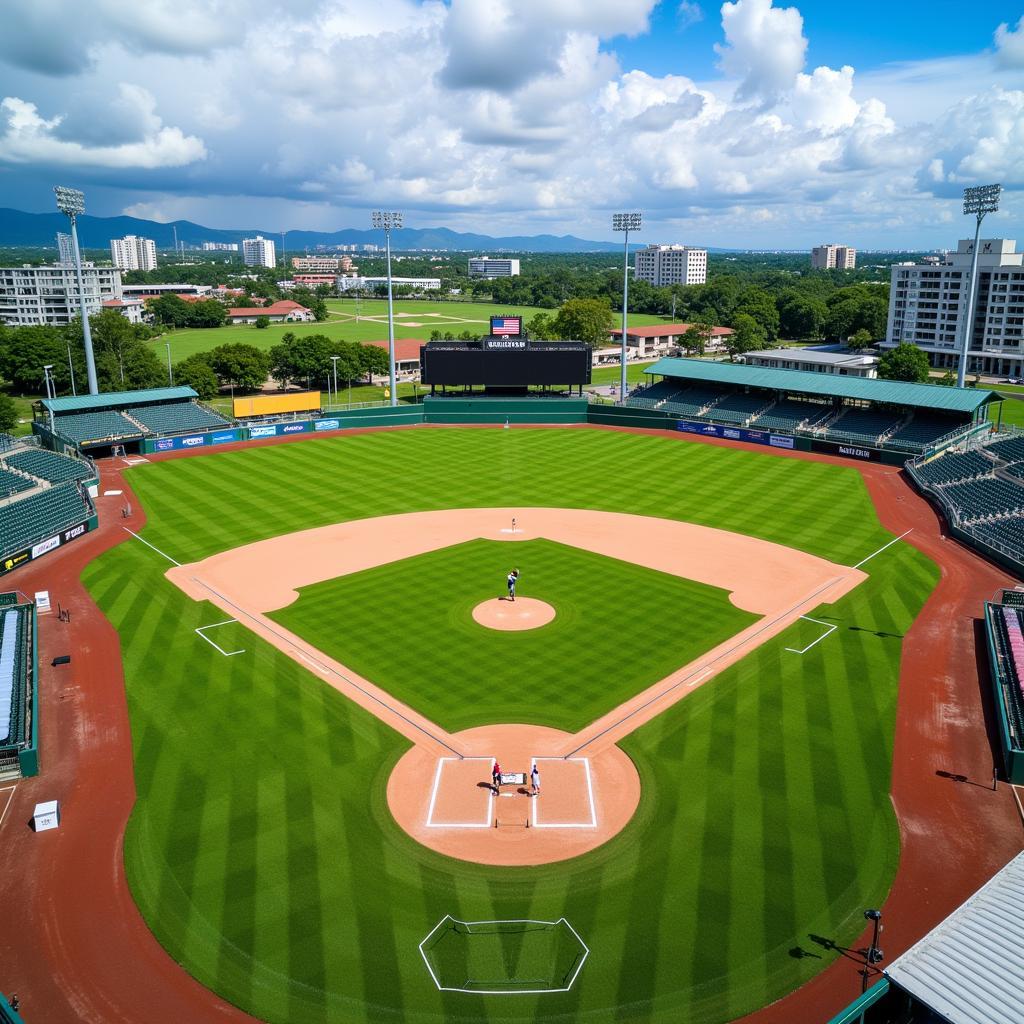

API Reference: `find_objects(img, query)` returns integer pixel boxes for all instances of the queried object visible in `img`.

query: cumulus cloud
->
[716,0,807,103]
[995,16,1024,69]
[0,95,206,169]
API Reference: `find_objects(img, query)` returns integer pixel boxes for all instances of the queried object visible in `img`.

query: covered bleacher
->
[36,386,230,454]
[0,598,36,779]
[984,595,1024,783]
[628,358,993,456]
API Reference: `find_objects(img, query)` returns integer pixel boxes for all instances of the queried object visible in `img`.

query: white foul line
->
[0,785,16,830]
[852,529,913,570]
[425,757,494,828]
[530,757,597,828]
[785,615,839,655]
[122,527,181,567]
[194,620,245,657]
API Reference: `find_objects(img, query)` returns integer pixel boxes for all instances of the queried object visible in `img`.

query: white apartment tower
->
[56,232,75,264]
[110,235,157,271]
[811,244,856,270]
[634,244,707,287]
[884,238,1024,377]
[467,257,521,278]
[0,264,123,326]
[243,236,277,268]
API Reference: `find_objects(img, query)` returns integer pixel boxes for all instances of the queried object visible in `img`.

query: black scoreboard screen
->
[421,339,591,386]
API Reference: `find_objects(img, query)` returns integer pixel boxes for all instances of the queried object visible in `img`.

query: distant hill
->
[0,207,651,253]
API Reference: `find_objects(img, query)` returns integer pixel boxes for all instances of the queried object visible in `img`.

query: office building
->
[468,257,520,278]
[0,263,122,325]
[811,244,856,270]
[201,241,239,251]
[242,236,277,268]
[336,275,441,292]
[110,235,158,271]
[883,238,1024,377]
[291,256,354,273]
[56,232,75,264]
[634,244,707,287]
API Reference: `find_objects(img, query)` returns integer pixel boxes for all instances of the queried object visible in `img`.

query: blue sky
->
[1,0,1023,248]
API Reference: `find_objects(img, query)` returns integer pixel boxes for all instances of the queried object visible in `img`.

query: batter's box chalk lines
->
[785,615,838,655]
[530,757,597,829]
[195,619,246,657]
[426,757,494,828]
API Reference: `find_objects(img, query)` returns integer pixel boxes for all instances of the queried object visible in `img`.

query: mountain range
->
[0,207,645,253]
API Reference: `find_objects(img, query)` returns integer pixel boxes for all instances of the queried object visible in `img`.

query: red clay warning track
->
[0,425,1020,1024]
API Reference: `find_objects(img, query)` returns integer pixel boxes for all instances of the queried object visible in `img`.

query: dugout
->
[420,338,592,396]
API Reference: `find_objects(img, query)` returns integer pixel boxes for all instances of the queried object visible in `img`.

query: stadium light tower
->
[54,185,99,395]
[612,212,642,400]
[371,210,403,407]
[957,183,1001,388]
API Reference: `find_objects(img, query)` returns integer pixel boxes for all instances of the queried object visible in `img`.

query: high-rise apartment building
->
[0,264,123,325]
[243,236,277,268]
[811,244,856,270]
[56,232,75,264]
[202,241,239,251]
[634,244,707,287]
[883,238,1024,376]
[110,235,158,271]
[467,257,520,278]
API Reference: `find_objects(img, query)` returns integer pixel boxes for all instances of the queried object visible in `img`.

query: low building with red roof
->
[226,300,315,325]
[609,322,734,357]
[366,338,423,376]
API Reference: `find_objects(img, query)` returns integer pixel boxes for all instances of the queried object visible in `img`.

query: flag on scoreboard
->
[490,316,522,336]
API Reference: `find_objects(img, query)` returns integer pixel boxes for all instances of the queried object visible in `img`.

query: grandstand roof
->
[645,357,995,414]
[885,851,1024,1024]
[41,386,198,413]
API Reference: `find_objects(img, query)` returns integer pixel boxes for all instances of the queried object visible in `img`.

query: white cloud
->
[995,16,1024,69]
[716,0,807,103]
[791,65,859,130]
[677,2,704,30]
[0,95,206,169]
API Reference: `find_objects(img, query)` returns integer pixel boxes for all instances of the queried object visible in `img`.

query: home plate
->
[472,598,556,631]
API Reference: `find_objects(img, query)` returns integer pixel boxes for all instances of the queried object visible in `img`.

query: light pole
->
[54,186,99,395]
[165,342,173,385]
[861,909,884,996]
[371,210,403,407]
[331,355,339,411]
[957,183,1001,388]
[612,212,642,400]
[66,340,77,396]
[42,364,56,432]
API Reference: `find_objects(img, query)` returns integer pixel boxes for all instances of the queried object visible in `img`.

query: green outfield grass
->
[81,427,939,1024]
[151,298,671,362]
[270,538,757,733]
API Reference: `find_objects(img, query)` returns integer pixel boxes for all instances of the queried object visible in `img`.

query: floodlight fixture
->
[371,209,405,406]
[54,184,99,394]
[612,212,642,400]
[54,185,85,217]
[956,183,1002,388]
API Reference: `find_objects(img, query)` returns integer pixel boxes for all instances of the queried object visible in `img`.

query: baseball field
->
[80,427,938,1023]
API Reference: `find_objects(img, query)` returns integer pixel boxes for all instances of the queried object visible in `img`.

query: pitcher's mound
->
[473,597,555,631]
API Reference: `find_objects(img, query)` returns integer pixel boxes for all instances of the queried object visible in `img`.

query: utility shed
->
[884,850,1024,1024]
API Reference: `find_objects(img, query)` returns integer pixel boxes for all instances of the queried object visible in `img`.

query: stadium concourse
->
[0,419,1021,1024]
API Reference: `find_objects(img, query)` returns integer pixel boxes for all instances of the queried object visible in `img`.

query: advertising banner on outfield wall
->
[675,420,794,449]
[811,439,881,461]
[246,422,313,439]
[151,429,241,451]
[314,418,341,432]
[1,520,91,576]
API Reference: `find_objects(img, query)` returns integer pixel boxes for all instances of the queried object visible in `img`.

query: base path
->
[167,507,864,865]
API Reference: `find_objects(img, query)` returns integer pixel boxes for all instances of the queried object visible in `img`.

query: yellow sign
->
[233,391,321,418]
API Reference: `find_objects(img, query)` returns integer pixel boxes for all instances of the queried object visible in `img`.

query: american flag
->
[491,316,521,335]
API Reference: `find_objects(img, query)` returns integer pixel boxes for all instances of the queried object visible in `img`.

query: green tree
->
[357,342,389,380]
[255,315,270,330]
[0,324,79,393]
[208,343,272,391]
[680,317,714,357]
[526,313,555,339]
[0,381,17,432]
[726,314,768,359]
[847,328,873,351]
[147,293,193,328]
[777,292,826,340]
[551,298,614,346]
[877,342,930,383]
[173,353,220,399]
[187,299,227,328]
[732,287,780,342]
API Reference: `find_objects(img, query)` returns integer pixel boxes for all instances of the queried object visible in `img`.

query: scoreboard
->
[421,338,591,386]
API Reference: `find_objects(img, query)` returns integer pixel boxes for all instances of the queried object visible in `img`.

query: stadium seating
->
[704,391,771,425]
[0,434,18,454]
[986,436,1024,463]
[130,402,229,436]
[0,483,90,559]
[749,398,831,432]
[824,406,904,446]
[0,467,34,500]
[990,606,1024,746]
[53,410,142,445]
[914,449,994,487]
[660,386,729,418]
[887,414,966,451]
[944,477,1024,522]
[6,448,92,484]
[0,607,27,747]
[973,516,1024,552]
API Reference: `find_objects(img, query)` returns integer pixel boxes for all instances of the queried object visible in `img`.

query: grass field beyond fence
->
[82,427,938,1024]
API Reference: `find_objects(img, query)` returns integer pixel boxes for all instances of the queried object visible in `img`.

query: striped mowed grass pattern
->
[81,428,939,1023]
[269,538,758,733]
